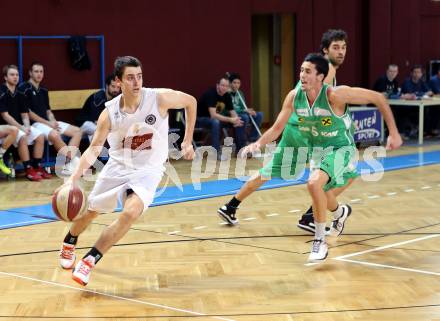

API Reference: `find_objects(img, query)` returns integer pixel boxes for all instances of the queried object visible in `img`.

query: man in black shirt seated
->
[0,65,49,181]
[373,64,400,97]
[197,76,244,159]
[76,74,121,142]
[19,62,83,175]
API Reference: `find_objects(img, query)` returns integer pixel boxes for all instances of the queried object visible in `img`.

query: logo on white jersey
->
[145,114,156,125]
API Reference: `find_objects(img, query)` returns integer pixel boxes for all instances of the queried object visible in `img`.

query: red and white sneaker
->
[59,243,76,269]
[36,166,52,179]
[25,167,42,181]
[72,256,95,286]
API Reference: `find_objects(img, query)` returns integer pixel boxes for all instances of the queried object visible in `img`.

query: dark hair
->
[2,64,18,77]
[320,29,348,54]
[217,75,230,84]
[29,61,44,72]
[411,64,423,72]
[304,53,329,79]
[105,73,117,86]
[228,72,241,82]
[114,56,142,79]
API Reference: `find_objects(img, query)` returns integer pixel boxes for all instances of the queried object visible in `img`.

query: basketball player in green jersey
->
[243,53,401,261]
[218,30,349,232]
[298,29,353,231]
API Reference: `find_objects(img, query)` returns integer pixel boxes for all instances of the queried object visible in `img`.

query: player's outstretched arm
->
[157,89,196,160]
[332,86,402,150]
[242,89,296,155]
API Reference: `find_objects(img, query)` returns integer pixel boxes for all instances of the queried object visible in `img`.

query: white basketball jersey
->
[105,88,169,172]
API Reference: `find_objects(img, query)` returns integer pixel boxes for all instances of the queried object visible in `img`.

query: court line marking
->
[0,219,48,229]
[333,234,440,276]
[0,270,237,321]
[334,234,440,260]
[335,258,440,276]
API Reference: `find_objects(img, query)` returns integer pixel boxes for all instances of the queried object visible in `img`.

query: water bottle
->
[8,153,15,179]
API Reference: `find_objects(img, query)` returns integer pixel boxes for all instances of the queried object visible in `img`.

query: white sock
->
[315,222,326,241]
[331,205,343,220]
[0,147,5,158]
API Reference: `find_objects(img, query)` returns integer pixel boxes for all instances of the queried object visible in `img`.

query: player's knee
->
[121,207,142,224]
[307,179,323,194]
[48,130,61,142]
[72,127,82,136]
[9,126,19,136]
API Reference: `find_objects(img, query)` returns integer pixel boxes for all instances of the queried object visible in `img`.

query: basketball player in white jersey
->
[57,56,196,286]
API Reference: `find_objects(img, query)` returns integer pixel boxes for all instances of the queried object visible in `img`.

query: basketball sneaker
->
[217,204,239,225]
[72,256,95,286]
[59,243,76,269]
[308,239,328,261]
[36,166,52,179]
[329,204,352,237]
[0,159,11,176]
[297,206,330,234]
[25,167,42,181]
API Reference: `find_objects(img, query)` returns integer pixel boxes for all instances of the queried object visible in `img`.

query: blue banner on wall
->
[350,108,382,142]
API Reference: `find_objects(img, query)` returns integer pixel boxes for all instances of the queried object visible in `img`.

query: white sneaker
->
[72,256,95,286]
[59,243,76,269]
[61,157,80,176]
[308,239,328,261]
[329,204,352,237]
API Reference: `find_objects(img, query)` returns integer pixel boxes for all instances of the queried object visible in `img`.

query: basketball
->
[52,184,88,222]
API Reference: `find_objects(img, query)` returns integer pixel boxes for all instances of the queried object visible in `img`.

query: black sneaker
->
[217,204,239,225]
[329,204,352,237]
[297,206,330,234]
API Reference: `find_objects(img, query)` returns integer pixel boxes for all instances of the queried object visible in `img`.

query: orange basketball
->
[52,184,87,222]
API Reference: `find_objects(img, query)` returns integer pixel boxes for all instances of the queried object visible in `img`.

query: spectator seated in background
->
[400,65,436,137]
[18,62,82,175]
[427,69,440,136]
[0,64,49,181]
[227,72,263,143]
[373,64,400,98]
[75,74,121,142]
[401,64,433,99]
[196,76,244,159]
[429,68,440,95]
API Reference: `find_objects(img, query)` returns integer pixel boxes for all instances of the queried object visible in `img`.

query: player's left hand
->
[385,133,403,150]
[181,141,195,160]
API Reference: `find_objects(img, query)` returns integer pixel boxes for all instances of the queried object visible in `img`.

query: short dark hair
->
[411,64,423,72]
[320,29,348,54]
[2,64,18,77]
[228,72,241,83]
[304,53,329,79]
[29,61,44,72]
[105,73,117,86]
[217,76,230,84]
[114,56,142,79]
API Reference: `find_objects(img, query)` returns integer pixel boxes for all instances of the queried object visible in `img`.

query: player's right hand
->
[241,142,261,157]
[181,141,195,160]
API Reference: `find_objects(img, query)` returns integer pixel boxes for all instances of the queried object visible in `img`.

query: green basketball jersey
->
[294,83,354,148]
[287,81,302,125]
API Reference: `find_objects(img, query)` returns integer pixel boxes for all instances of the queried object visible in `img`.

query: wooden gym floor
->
[0,144,439,321]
